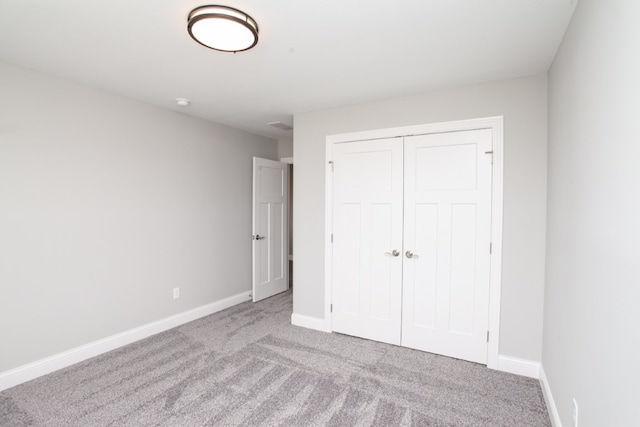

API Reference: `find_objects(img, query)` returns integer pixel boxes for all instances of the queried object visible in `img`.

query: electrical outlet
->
[572,398,579,427]
[173,287,180,299]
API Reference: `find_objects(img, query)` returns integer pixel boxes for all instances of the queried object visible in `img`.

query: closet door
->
[401,129,493,364]
[331,138,403,345]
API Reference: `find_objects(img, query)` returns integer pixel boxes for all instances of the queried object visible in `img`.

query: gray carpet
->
[0,291,550,426]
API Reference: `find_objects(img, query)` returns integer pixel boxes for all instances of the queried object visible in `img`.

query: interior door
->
[401,129,493,364]
[252,157,289,302]
[331,138,404,345]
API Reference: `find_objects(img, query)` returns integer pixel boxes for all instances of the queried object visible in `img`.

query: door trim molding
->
[324,116,504,370]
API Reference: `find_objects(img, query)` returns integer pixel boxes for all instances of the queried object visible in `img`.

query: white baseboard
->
[0,291,251,392]
[539,365,562,427]
[496,354,541,379]
[291,313,331,333]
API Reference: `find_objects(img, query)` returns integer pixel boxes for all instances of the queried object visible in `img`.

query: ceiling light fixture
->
[187,5,259,53]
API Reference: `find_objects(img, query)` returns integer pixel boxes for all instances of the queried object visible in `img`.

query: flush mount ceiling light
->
[187,5,259,53]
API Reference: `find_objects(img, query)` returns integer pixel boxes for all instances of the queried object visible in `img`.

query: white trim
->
[0,291,251,392]
[324,140,335,334]
[539,366,562,427]
[326,117,504,144]
[280,157,294,164]
[487,116,504,369]
[291,313,331,333]
[324,117,504,370]
[496,355,540,379]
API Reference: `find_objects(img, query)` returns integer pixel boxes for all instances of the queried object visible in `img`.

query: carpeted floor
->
[0,291,550,426]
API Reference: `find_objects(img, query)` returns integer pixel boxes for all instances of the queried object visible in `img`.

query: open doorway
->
[279,137,294,289]
[281,159,293,288]
[289,164,293,287]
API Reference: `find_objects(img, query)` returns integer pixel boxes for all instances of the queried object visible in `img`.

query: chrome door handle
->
[384,250,400,257]
[253,235,265,240]
[405,250,419,259]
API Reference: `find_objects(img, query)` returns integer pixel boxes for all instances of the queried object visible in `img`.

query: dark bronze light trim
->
[187,5,259,53]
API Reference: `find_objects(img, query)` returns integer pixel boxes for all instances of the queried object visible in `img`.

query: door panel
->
[338,203,361,315]
[370,203,394,321]
[414,143,478,190]
[258,203,270,285]
[411,203,439,329]
[331,138,403,345]
[401,129,492,364]
[252,157,288,302]
[449,203,478,334]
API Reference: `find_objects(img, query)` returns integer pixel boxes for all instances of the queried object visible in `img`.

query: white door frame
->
[324,116,504,370]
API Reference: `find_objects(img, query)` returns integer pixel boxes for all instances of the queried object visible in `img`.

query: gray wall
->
[277,138,293,159]
[0,61,277,372]
[293,74,548,362]
[544,0,640,425]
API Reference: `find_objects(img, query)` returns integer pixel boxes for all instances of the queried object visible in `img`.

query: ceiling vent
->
[268,121,293,131]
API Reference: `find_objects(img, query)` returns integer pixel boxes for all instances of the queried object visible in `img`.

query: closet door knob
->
[405,250,419,259]
[384,250,400,257]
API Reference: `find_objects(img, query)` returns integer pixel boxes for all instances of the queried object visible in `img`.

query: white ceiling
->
[0,0,577,141]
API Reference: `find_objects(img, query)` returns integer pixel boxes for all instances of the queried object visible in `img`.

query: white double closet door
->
[331,129,493,364]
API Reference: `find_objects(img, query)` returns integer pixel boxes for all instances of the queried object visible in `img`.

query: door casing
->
[324,117,504,370]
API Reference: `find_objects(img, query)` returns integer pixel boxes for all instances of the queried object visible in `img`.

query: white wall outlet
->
[572,398,579,427]
[173,287,180,299]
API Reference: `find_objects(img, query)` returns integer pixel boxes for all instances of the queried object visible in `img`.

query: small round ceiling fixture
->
[187,5,259,53]
[176,98,190,106]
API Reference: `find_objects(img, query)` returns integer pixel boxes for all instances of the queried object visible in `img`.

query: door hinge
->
[485,150,494,164]
[489,242,492,254]
[330,304,333,313]
[328,160,334,171]
[487,331,490,342]
[331,234,334,243]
